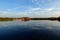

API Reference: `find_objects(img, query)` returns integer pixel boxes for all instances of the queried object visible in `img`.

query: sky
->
[0,0,60,18]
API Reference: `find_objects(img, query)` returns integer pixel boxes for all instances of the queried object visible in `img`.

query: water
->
[0,20,60,40]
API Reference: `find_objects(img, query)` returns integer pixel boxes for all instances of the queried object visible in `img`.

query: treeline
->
[0,18,14,21]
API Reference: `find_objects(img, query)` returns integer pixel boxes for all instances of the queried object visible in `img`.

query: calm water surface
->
[0,20,60,40]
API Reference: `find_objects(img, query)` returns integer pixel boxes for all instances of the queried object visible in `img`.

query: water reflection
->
[0,21,60,40]
[0,20,60,29]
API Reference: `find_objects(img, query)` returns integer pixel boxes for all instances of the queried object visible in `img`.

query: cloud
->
[32,0,60,8]
[7,7,22,12]
[23,7,60,17]
[32,0,41,7]
[45,8,54,12]
[0,5,60,18]
[0,7,60,17]
[32,0,47,7]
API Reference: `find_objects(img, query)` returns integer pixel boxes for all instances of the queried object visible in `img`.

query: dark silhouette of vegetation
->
[0,18,14,21]
[0,17,60,22]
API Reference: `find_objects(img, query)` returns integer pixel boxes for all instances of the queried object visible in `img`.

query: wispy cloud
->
[0,0,60,17]
[0,7,60,17]
[32,0,60,8]
[23,7,60,17]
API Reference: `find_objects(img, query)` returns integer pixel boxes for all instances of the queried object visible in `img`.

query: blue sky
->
[0,0,60,17]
